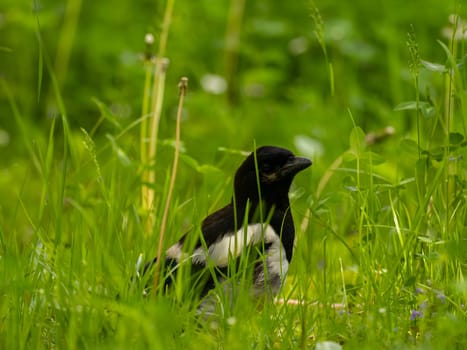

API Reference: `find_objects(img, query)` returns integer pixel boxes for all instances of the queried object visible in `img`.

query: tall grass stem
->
[153,77,188,292]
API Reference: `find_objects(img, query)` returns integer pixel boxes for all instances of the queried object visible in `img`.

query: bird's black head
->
[233,146,311,208]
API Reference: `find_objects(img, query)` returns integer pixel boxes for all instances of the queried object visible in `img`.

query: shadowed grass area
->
[1,0,467,348]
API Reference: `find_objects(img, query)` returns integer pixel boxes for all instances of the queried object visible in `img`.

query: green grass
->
[1,0,467,348]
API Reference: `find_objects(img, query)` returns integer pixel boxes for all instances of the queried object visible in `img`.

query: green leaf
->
[421,59,447,73]
[342,150,356,162]
[197,164,223,175]
[437,39,456,69]
[415,157,429,197]
[449,132,464,145]
[396,177,415,188]
[349,126,366,155]
[394,101,435,118]
[400,138,421,155]
[423,147,444,161]
[161,139,187,153]
[106,134,131,166]
[93,98,122,129]
[180,153,199,169]
[418,236,434,244]
[359,151,386,165]
[422,105,436,118]
[394,101,430,111]
[180,153,223,175]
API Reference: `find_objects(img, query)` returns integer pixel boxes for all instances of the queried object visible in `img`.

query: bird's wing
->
[200,204,238,247]
[165,203,280,268]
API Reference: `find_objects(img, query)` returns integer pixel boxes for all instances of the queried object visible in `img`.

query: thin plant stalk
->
[156,0,175,60]
[145,58,169,234]
[407,25,421,157]
[443,15,458,240]
[153,77,188,292]
[140,34,156,222]
[444,15,458,138]
[44,0,82,109]
[224,0,245,104]
[143,0,175,236]
[310,0,334,96]
[53,0,82,91]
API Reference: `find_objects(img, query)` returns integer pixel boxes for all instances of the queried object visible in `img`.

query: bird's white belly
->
[166,223,290,297]
[192,223,279,266]
[252,239,289,296]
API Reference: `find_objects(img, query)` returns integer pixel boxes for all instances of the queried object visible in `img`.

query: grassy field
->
[1,0,467,348]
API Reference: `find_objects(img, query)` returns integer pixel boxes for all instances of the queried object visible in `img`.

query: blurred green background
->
[1,0,464,251]
[0,0,461,248]
[1,0,455,153]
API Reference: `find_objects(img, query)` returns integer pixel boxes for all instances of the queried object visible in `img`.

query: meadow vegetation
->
[1,0,466,348]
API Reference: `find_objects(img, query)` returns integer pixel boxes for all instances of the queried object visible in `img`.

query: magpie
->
[142,146,311,306]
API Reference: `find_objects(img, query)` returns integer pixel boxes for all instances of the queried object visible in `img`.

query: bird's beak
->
[280,156,312,177]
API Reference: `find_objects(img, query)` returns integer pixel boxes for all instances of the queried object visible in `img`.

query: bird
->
[141,146,311,309]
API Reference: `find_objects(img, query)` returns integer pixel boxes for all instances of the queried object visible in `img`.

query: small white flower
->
[201,74,227,94]
[227,316,237,326]
[145,33,155,45]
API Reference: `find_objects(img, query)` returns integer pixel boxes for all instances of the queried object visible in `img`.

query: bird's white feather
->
[165,223,289,296]
[191,223,277,266]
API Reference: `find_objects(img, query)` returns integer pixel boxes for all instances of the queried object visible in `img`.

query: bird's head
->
[233,146,311,208]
